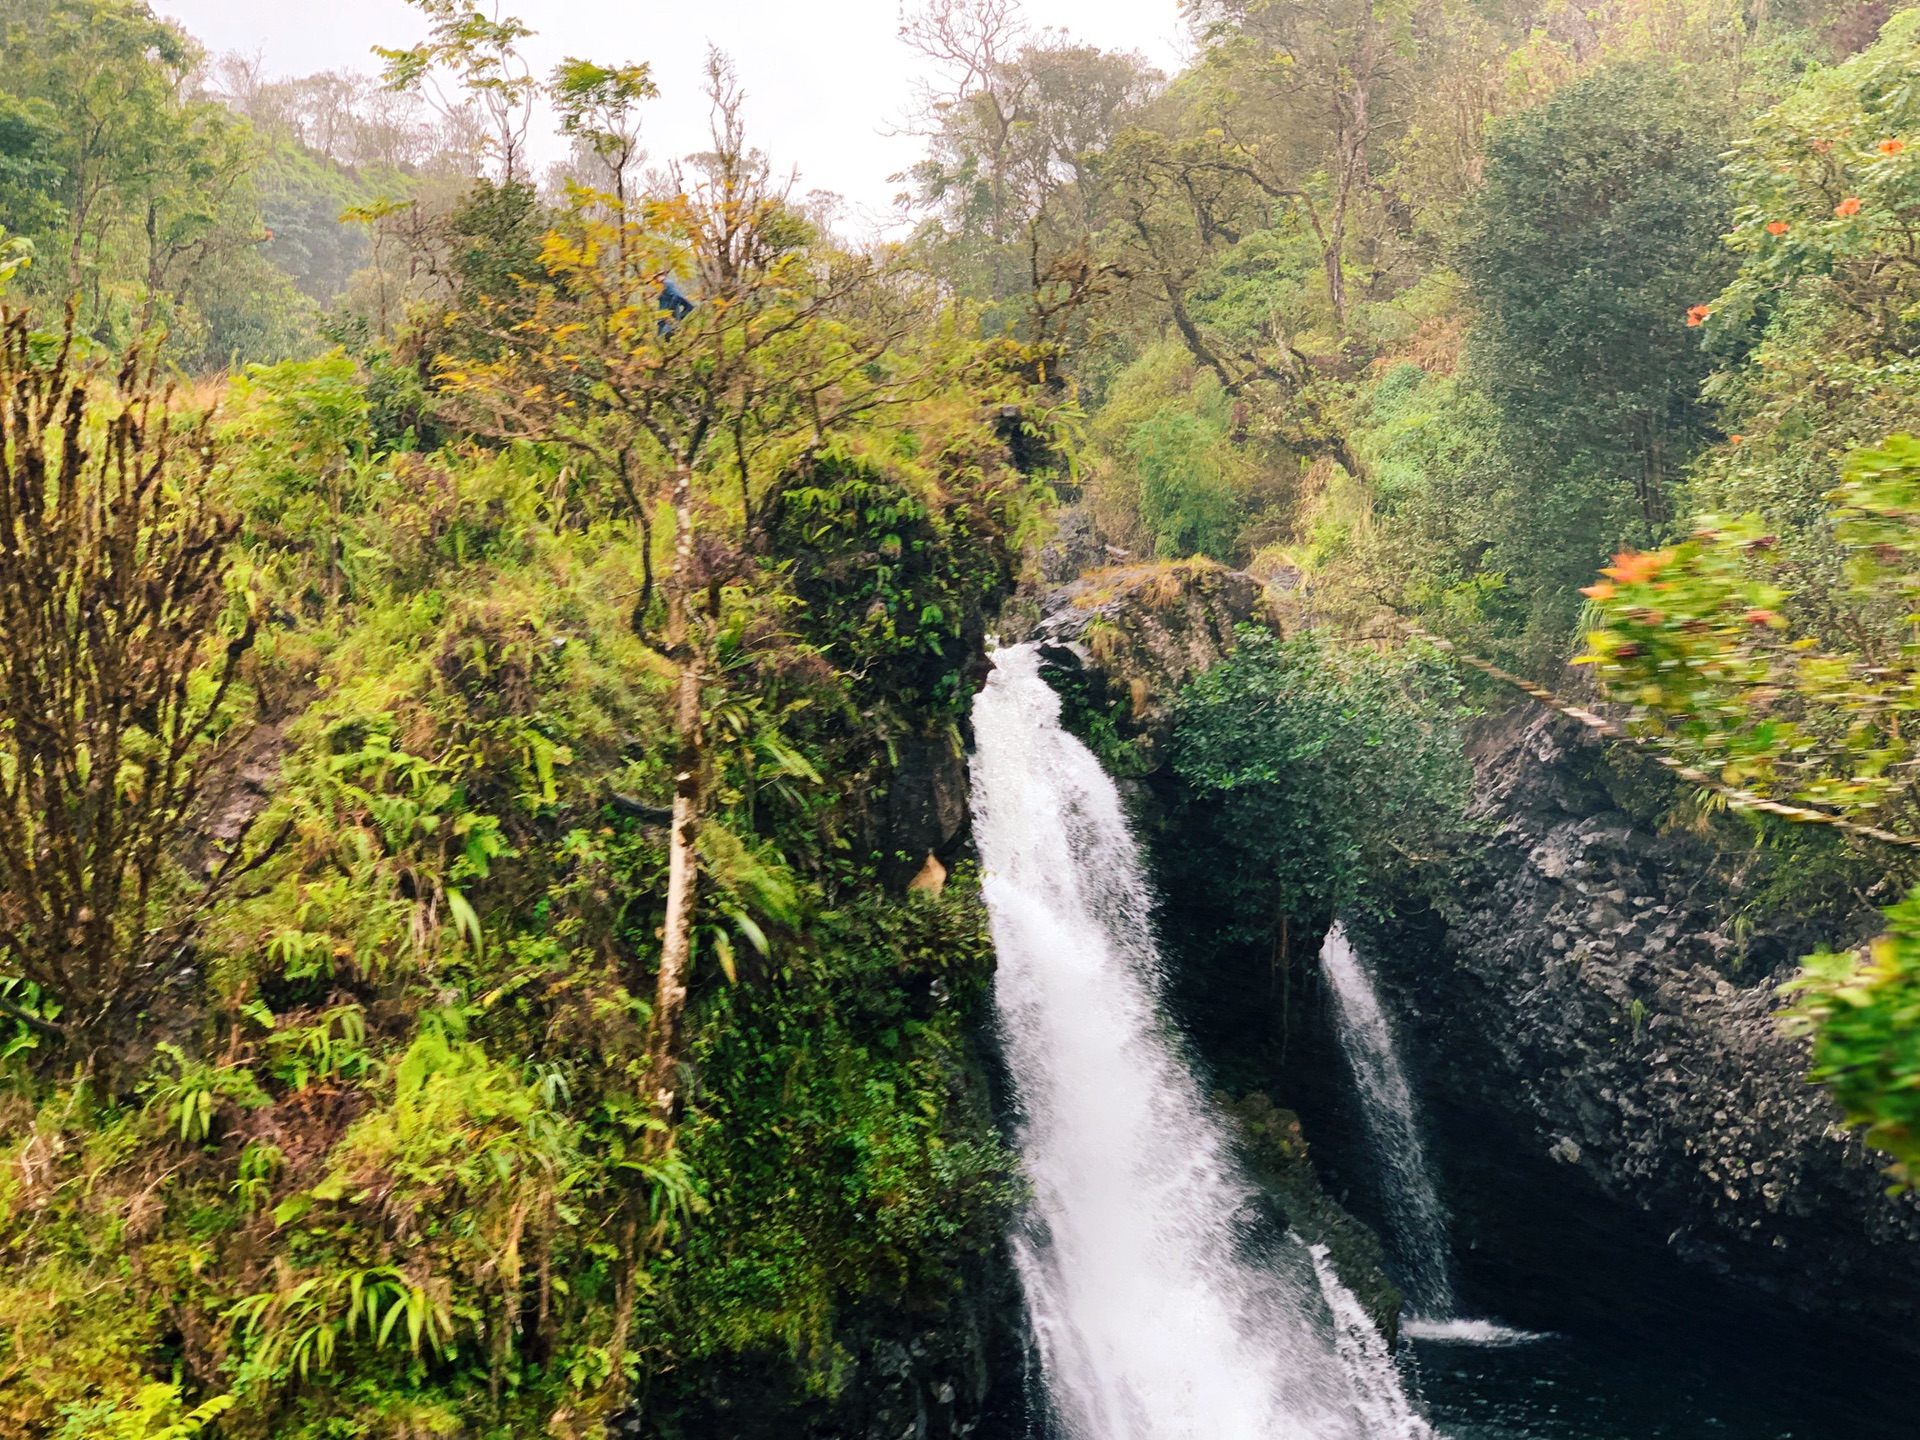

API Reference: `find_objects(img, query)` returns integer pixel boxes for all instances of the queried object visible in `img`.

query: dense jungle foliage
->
[4,0,1920,1431]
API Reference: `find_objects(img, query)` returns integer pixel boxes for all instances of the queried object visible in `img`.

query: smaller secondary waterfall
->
[1319,926,1456,1322]
[971,646,1434,1440]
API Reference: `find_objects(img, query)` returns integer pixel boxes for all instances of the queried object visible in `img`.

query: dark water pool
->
[1310,1094,1916,1440]
[1398,1317,1907,1440]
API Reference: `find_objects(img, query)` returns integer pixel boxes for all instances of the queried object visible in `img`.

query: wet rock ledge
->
[1014,558,1263,771]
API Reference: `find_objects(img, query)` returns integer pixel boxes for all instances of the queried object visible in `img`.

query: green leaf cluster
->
[1786,888,1920,1186]
[1164,625,1471,935]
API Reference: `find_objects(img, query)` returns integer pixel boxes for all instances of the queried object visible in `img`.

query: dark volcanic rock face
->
[1362,705,1920,1335]
[634,1243,1032,1440]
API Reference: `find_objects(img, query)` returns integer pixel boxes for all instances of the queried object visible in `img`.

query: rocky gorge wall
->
[1354,705,1920,1340]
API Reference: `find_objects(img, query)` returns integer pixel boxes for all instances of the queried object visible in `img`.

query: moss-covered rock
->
[1025,558,1265,775]
[1221,1091,1404,1345]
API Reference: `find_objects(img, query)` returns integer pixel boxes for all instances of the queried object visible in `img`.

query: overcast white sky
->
[159,0,1192,224]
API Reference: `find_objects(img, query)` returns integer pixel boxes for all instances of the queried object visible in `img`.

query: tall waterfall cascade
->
[969,644,1435,1440]
[1319,926,1458,1321]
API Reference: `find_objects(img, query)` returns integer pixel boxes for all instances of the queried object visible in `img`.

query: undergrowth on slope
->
[0,310,1047,1435]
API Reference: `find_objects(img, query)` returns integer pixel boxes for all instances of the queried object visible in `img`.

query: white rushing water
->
[970,645,1435,1440]
[1319,925,1458,1321]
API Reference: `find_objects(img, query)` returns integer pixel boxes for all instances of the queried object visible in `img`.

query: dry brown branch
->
[0,309,275,1061]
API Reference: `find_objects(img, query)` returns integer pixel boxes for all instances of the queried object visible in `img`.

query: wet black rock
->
[1358,705,1920,1340]
[634,1246,1030,1440]
[877,733,973,890]
[1223,1091,1404,1343]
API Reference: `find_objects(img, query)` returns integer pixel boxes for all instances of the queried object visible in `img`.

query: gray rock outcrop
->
[1363,704,1920,1333]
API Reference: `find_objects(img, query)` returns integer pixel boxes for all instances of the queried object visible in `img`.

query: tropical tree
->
[550,57,657,212]
[1580,435,1920,1179]
[1461,60,1738,539]
[0,0,308,359]
[1186,0,1418,339]
[377,0,540,186]
[1712,7,1920,365]
[899,0,1160,318]
[437,58,944,1383]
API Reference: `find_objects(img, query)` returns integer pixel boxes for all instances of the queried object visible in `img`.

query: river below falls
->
[1391,1231,1911,1440]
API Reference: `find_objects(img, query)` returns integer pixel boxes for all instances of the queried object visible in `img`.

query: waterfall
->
[1319,925,1456,1322]
[1310,1247,1442,1436]
[970,645,1434,1440]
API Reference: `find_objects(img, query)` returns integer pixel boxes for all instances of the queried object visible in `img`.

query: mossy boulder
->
[1026,559,1265,775]
[1221,1091,1404,1345]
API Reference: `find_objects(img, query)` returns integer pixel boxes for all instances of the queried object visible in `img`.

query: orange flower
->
[1835,196,1862,216]
[1744,608,1778,626]
[1580,581,1617,601]
[1811,139,1833,154]
[1686,304,1712,327]
[1880,139,1906,155]
[1602,550,1666,587]
[1729,434,1745,445]
[1766,220,1790,235]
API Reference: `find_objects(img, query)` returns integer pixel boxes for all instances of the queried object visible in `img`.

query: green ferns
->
[0,310,1037,1434]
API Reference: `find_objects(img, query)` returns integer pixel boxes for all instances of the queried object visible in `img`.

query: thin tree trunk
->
[645,457,702,1147]
[652,665,700,1108]
[142,202,160,333]
[66,163,95,298]
[601,1208,641,1416]
[606,457,702,1423]
[1325,31,1377,341]
[1323,237,1348,339]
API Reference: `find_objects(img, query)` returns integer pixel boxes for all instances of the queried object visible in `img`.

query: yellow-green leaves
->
[1835,434,1920,616]
[61,1383,234,1440]
[1581,434,1920,1180]
[142,1043,267,1145]
[228,1264,457,1381]
[0,229,28,294]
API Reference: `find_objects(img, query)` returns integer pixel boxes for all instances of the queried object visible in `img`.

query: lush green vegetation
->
[1143,627,1471,1096]
[0,0,315,363]
[1565,14,1920,1185]
[0,8,1062,1432]
[1166,628,1470,935]
[5,0,1920,1429]
[900,0,1920,1193]
[0,298,1041,1436]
